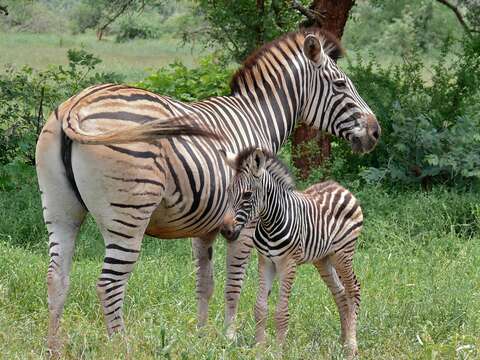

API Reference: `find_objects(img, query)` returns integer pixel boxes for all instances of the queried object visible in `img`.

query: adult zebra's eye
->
[241,191,253,200]
[334,79,347,88]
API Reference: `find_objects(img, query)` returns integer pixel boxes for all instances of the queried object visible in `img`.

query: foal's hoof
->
[344,344,359,359]
[47,338,62,360]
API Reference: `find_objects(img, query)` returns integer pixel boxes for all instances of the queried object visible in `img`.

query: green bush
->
[338,35,480,187]
[136,54,233,101]
[114,15,161,42]
[0,0,68,33]
[69,2,102,34]
[0,49,123,165]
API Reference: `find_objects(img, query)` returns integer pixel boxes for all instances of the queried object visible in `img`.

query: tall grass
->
[0,172,479,359]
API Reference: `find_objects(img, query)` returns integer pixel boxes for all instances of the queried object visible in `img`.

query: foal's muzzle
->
[221,224,242,242]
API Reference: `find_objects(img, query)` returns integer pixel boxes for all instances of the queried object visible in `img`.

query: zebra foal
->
[221,148,363,356]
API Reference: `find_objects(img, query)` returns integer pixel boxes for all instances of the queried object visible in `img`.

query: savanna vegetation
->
[1,0,479,359]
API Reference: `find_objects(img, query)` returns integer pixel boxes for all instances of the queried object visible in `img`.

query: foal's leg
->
[274,258,297,344]
[331,251,361,356]
[192,231,217,328]
[314,256,350,343]
[255,255,276,344]
[224,222,255,339]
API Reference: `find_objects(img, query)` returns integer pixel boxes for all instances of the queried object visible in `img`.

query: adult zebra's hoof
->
[225,324,237,341]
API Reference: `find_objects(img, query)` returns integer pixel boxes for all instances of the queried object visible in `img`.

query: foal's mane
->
[234,147,295,190]
[230,28,344,94]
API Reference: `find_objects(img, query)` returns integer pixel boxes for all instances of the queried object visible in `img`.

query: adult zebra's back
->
[36,29,380,351]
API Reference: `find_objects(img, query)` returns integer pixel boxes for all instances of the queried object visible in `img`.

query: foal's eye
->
[241,191,253,200]
[334,79,347,88]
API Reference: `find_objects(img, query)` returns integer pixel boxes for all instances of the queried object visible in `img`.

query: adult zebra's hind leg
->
[192,231,217,328]
[95,220,150,336]
[36,117,87,355]
[224,223,255,339]
[43,205,86,354]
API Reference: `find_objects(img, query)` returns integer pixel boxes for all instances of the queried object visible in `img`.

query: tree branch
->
[435,0,479,35]
[291,0,325,25]
[0,4,8,16]
[97,0,137,39]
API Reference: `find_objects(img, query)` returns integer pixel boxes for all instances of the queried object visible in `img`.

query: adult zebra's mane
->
[234,147,295,190]
[230,28,344,94]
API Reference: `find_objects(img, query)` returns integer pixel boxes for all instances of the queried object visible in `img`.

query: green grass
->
[0,31,206,82]
[1,172,480,359]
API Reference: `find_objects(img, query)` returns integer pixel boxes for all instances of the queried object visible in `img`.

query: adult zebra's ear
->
[251,148,266,178]
[219,149,237,169]
[303,34,325,66]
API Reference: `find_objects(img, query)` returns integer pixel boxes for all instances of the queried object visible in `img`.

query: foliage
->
[339,35,480,187]
[0,0,68,33]
[136,54,233,101]
[0,49,123,165]
[344,0,459,57]
[69,1,102,34]
[69,0,169,38]
[114,14,161,42]
[189,0,305,62]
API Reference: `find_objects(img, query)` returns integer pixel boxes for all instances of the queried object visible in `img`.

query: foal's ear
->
[303,34,325,66]
[251,148,266,178]
[219,149,237,169]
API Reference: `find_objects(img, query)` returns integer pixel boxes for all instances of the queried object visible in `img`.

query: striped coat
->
[36,28,379,351]
[221,148,363,356]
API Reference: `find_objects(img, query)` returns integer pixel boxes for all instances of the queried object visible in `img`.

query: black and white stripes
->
[221,148,363,355]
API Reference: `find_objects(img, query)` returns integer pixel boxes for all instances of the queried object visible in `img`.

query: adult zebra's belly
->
[145,190,226,239]
[145,139,231,239]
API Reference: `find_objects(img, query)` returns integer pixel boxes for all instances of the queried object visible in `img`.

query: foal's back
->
[302,180,363,256]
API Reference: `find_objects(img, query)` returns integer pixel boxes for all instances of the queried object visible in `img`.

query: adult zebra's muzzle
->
[351,114,381,154]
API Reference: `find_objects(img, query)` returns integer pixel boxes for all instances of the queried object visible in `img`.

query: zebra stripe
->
[221,148,363,355]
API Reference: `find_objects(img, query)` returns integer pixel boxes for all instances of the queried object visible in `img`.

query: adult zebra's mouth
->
[351,114,381,154]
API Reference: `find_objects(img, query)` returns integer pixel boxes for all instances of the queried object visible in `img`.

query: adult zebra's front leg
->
[192,231,217,328]
[224,221,256,339]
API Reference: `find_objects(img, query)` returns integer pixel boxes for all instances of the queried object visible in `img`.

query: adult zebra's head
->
[301,31,380,154]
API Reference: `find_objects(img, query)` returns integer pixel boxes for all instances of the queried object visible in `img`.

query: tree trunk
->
[292,0,354,180]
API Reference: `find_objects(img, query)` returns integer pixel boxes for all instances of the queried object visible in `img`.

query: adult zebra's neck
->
[226,34,309,153]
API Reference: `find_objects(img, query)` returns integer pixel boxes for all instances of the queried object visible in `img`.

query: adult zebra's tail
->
[62,113,220,145]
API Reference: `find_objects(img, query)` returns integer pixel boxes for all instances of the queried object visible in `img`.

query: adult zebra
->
[36,29,380,350]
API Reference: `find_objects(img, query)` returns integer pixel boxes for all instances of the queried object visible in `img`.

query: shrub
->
[136,54,233,101]
[69,2,102,34]
[338,35,480,188]
[0,49,123,165]
[114,15,161,42]
[0,0,68,33]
